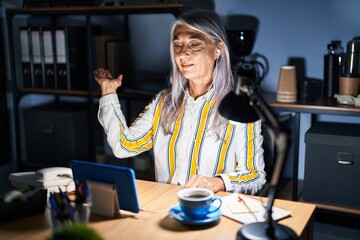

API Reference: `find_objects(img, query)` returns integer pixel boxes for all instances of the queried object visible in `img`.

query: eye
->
[173,43,182,53]
[189,41,203,51]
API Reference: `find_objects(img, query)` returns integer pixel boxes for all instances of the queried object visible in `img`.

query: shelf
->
[264,92,360,116]
[18,87,157,101]
[19,87,89,96]
[7,4,182,169]
[6,3,183,16]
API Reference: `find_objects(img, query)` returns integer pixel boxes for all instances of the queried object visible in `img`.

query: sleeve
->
[97,92,164,159]
[218,120,266,194]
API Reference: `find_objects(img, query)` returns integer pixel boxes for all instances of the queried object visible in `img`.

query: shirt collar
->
[185,87,215,103]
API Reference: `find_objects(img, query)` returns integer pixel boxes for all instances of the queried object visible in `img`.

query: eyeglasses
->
[173,40,205,53]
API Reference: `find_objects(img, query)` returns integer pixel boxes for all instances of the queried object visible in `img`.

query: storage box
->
[24,103,89,167]
[303,122,360,209]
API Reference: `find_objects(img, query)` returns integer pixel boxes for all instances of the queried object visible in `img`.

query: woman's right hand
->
[93,68,123,96]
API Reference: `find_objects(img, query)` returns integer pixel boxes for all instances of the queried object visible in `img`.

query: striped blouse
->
[98,88,266,194]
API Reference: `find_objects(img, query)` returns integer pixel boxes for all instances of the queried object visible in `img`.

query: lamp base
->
[236,222,299,240]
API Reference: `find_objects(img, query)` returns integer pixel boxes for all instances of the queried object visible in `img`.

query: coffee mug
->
[177,188,222,219]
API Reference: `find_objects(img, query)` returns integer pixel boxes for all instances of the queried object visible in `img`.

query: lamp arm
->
[245,85,288,228]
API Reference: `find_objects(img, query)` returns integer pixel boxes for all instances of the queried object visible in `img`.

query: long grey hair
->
[160,9,234,139]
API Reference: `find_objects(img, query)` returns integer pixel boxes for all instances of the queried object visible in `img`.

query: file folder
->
[55,28,68,89]
[55,27,87,90]
[30,28,44,88]
[42,28,55,89]
[19,28,32,88]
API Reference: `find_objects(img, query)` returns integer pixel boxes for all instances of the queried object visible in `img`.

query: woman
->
[94,9,266,194]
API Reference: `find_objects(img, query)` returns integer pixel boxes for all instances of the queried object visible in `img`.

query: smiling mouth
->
[182,63,193,68]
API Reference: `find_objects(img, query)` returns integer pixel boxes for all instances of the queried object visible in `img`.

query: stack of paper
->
[220,193,292,224]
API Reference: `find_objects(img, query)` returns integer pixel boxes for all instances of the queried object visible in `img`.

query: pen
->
[49,192,60,216]
[238,194,258,222]
[59,187,74,222]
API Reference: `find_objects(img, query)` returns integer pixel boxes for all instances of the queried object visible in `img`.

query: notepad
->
[225,196,259,214]
[220,193,292,224]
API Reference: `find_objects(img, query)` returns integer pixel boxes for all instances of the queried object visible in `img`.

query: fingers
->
[93,68,118,79]
[184,175,224,193]
[104,69,113,79]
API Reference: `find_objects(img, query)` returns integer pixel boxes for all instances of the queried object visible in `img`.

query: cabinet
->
[6,4,183,169]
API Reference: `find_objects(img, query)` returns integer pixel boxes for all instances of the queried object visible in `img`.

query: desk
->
[263,92,360,202]
[0,180,315,240]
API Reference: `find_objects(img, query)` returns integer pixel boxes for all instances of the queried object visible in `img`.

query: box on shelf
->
[303,122,360,209]
[23,103,101,168]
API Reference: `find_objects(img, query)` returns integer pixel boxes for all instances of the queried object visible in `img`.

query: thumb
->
[116,74,123,87]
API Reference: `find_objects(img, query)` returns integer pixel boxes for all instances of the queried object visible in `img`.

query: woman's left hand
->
[184,175,225,193]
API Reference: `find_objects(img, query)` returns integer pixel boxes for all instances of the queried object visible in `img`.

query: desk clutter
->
[1,166,78,223]
[0,189,47,223]
[334,94,360,106]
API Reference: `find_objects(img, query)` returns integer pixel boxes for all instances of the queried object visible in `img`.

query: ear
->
[215,41,225,59]
[215,49,221,59]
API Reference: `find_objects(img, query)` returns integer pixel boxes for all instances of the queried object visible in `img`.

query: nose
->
[179,45,190,59]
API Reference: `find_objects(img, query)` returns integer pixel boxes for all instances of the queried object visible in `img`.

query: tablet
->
[70,160,140,213]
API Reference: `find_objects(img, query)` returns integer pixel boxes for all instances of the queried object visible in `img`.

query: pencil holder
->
[48,192,92,230]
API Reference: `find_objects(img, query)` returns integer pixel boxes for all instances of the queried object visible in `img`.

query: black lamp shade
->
[219,91,259,123]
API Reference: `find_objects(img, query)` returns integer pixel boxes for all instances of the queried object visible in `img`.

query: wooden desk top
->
[0,180,316,240]
[263,92,360,116]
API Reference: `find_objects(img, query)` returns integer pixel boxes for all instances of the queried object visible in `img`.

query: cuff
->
[99,93,119,107]
[217,174,234,192]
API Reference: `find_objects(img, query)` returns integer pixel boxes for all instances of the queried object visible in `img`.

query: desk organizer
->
[0,189,47,222]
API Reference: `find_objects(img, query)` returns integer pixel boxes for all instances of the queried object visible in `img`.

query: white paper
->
[220,193,292,224]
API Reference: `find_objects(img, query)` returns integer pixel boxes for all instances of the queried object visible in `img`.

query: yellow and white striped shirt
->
[98,89,266,194]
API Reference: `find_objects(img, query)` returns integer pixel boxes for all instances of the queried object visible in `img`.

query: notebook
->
[220,193,291,224]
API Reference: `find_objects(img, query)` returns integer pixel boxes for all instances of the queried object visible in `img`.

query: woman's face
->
[173,25,218,85]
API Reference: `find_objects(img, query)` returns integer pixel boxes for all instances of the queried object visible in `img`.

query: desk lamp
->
[218,64,299,240]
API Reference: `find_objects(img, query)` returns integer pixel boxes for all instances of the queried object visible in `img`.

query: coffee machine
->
[223,14,268,85]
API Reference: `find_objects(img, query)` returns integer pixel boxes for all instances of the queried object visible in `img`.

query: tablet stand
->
[87,180,120,217]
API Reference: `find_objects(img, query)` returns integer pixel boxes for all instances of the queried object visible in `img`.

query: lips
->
[181,63,193,68]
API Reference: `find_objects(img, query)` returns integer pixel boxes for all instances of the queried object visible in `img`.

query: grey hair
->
[160,9,234,139]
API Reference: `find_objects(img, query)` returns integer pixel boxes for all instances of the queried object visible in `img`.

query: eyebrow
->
[173,31,203,41]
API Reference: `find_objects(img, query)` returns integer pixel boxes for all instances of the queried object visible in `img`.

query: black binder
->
[30,27,44,88]
[42,27,55,89]
[19,27,32,88]
[55,26,86,90]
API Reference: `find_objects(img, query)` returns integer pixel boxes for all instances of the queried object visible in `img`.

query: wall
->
[216,0,360,91]
[215,0,360,179]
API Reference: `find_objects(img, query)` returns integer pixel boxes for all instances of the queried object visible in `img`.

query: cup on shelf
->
[339,74,360,96]
[276,66,297,103]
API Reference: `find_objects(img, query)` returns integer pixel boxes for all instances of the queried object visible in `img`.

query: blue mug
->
[177,188,222,219]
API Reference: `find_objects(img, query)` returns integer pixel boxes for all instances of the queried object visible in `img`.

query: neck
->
[188,81,213,100]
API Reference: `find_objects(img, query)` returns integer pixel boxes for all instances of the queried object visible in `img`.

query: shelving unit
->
[0,22,11,166]
[6,4,183,170]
